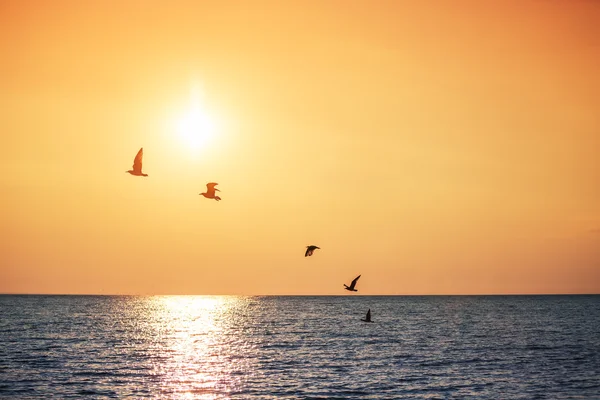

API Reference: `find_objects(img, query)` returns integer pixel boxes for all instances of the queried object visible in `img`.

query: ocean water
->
[0,295,599,399]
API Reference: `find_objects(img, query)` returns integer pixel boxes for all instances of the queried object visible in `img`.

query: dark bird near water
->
[200,182,221,201]
[126,148,148,177]
[361,309,373,323]
[305,245,320,257]
[344,275,361,292]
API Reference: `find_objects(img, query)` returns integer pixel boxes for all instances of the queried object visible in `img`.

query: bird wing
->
[205,182,218,196]
[305,248,313,257]
[132,148,143,172]
[350,275,361,288]
[366,309,371,319]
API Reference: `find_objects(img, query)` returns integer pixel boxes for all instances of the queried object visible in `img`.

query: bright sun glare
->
[176,106,215,150]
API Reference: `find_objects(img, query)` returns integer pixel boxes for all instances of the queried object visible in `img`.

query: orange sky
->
[1,1,599,295]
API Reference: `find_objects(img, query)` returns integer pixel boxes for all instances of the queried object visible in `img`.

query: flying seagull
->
[305,245,320,257]
[200,182,221,201]
[126,147,148,177]
[361,308,373,323]
[344,275,361,292]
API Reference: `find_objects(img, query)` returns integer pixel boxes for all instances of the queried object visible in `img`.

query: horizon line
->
[1,292,598,296]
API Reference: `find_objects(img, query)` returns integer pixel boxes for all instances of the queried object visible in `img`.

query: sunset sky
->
[2,1,599,295]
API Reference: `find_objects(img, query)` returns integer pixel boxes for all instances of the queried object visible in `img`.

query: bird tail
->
[344,284,349,289]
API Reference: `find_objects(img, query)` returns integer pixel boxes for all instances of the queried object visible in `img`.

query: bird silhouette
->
[126,148,148,177]
[344,275,361,292]
[200,182,221,201]
[361,309,373,323]
[305,245,320,257]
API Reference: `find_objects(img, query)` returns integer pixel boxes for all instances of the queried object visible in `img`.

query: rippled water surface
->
[1,295,599,399]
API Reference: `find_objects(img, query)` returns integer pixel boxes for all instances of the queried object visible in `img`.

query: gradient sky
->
[2,1,599,295]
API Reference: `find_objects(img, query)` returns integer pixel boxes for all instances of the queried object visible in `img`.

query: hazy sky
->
[2,1,599,295]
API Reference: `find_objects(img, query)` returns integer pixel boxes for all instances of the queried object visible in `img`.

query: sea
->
[0,295,599,399]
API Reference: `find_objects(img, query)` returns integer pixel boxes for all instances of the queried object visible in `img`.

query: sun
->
[176,106,215,150]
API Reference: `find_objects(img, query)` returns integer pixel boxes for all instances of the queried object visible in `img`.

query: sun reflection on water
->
[146,296,252,399]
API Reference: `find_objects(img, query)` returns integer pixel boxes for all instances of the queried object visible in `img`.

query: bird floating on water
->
[200,182,221,201]
[361,308,373,323]
[305,245,320,257]
[126,148,148,177]
[344,275,361,292]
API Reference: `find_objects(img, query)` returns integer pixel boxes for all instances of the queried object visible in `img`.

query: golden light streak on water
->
[146,296,251,399]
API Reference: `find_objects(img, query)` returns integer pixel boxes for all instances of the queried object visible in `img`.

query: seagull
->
[305,245,320,257]
[344,275,361,292]
[361,309,373,323]
[200,182,221,201]
[126,148,148,177]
